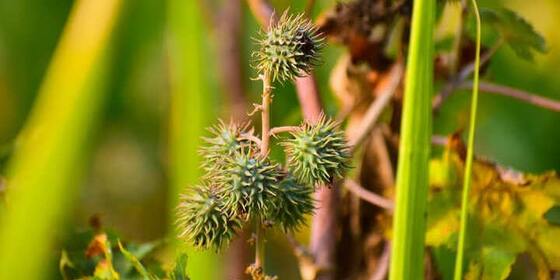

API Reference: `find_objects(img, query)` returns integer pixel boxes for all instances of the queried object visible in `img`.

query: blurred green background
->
[0,0,558,279]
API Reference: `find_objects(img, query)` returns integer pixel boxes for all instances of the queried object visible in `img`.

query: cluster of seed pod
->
[176,11,350,250]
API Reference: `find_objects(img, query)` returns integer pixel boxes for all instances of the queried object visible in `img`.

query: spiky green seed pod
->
[176,184,242,250]
[254,12,323,82]
[283,116,351,186]
[200,121,255,173]
[269,175,315,231]
[220,151,283,220]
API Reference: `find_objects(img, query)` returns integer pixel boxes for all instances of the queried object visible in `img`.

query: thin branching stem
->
[240,133,262,146]
[348,62,403,152]
[433,40,502,109]
[286,233,318,280]
[460,81,560,112]
[260,73,272,156]
[454,0,481,278]
[344,179,394,211]
[456,41,502,82]
[370,241,391,280]
[270,126,300,136]
[255,72,272,271]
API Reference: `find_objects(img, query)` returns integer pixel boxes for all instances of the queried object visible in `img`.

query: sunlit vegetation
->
[0,0,559,279]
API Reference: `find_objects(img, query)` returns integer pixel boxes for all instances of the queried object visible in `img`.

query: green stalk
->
[0,0,121,278]
[389,0,435,278]
[255,221,266,271]
[167,0,219,278]
[454,0,481,279]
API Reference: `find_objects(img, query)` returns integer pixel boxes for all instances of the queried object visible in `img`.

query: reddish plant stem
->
[270,126,300,136]
[247,0,275,26]
[344,179,394,210]
[432,41,502,110]
[239,133,262,146]
[226,228,251,280]
[309,185,338,280]
[217,0,247,120]
[216,2,251,278]
[295,76,323,122]
[461,81,560,112]
[370,241,391,280]
[295,76,337,280]
[371,127,395,190]
[347,62,403,152]
[0,177,5,204]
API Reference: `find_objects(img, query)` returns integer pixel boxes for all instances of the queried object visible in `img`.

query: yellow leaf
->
[428,147,560,278]
[465,262,482,280]
[426,210,460,247]
[532,227,560,270]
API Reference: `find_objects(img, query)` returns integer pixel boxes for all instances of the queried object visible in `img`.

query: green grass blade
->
[167,0,220,278]
[389,0,435,279]
[0,0,122,278]
[454,0,482,279]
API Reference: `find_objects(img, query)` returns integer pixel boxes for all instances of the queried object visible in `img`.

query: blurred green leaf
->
[478,246,516,280]
[167,0,221,279]
[169,254,190,280]
[432,246,457,280]
[59,250,75,280]
[60,226,195,279]
[464,262,482,280]
[480,7,547,60]
[167,0,221,278]
[544,205,560,225]
[118,240,156,280]
[435,35,456,53]
[123,240,162,262]
[0,0,122,278]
